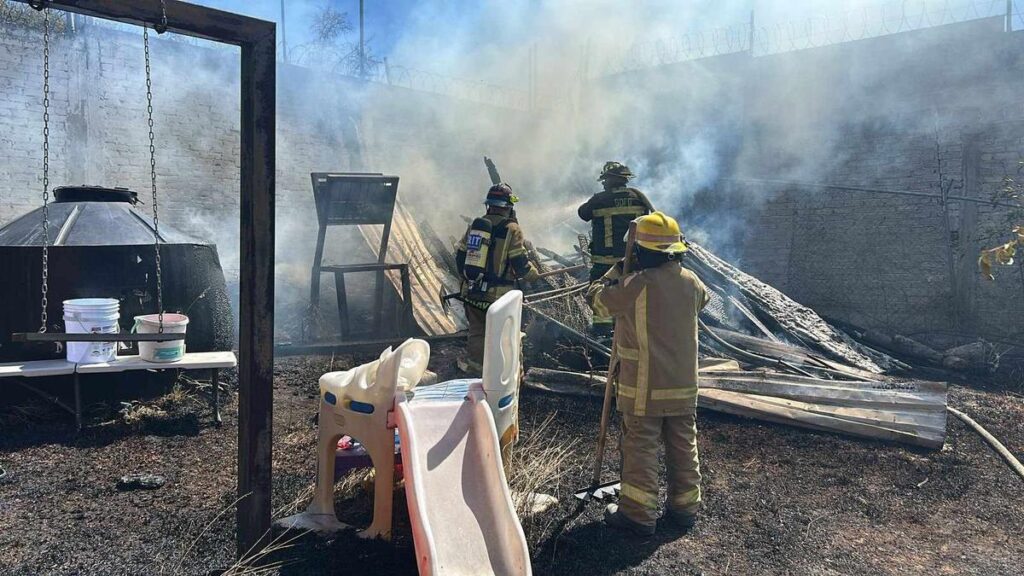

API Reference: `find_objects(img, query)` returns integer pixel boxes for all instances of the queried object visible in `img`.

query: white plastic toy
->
[277,291,531,576]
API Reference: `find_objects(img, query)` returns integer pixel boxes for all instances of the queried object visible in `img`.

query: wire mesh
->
[524,272,592,339]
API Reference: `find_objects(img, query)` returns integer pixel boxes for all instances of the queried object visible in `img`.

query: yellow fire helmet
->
[632,211,688,254]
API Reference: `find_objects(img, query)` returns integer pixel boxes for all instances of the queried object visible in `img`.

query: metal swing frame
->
[12,5,177,345]
[10,0,277,558]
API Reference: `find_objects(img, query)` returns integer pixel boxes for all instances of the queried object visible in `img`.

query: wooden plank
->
[359,202,459,336]
[523,378,603,398]
[20,1,272,45]
[76,352,237,374]
[699,389,945,448]
[0,359,76,378]
[700,358,742,372]
[523,359,739,399]
[714,328,880,380]
[520,363,948,448]
[237,25,277,559]
[725,294,780,342]
[699,371,948,409]
[740,393,947,435]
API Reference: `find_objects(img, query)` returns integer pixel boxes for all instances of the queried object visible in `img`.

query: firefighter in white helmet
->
[587,211,709,535]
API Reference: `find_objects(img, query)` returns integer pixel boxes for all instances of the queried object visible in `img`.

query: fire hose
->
[947,406,1024,482]
[524,282,589,305]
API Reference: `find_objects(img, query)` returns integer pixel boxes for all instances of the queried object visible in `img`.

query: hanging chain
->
[39,7,51,333]
[144,25,164,333]
[155,0,168,34]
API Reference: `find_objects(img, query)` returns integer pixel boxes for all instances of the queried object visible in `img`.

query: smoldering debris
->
[404,208,951,448]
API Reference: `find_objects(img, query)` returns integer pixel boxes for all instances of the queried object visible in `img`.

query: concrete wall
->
[733,20,1024,343]
[2,16,1023,345]
[0,21,516,335]
[605,17,1024,344]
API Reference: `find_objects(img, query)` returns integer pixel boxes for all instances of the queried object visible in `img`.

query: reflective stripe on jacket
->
[578,187,654,260]
[587,262,709,417]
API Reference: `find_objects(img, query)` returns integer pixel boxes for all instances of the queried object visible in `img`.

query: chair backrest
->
[327,339,430,414]
[481,290,523,440]
[376,338,432,397]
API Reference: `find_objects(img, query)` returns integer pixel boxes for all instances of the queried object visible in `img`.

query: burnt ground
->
[1,341,1023,575]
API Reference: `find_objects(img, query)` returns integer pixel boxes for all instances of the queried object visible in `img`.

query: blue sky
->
[190,1,904,59]
[185,0,994,82]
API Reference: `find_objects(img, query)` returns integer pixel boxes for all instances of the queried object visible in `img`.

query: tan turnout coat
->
[588,262,709,417]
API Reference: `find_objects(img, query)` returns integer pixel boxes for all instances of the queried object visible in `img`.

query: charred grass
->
[1,344,1023,575]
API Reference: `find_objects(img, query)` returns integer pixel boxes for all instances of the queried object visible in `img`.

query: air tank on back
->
[0,186,234,362]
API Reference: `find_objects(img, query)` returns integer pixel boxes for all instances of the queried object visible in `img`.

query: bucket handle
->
[66,313,112,335]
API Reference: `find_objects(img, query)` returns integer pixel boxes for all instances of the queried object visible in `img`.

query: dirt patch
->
[1,343,1022,575]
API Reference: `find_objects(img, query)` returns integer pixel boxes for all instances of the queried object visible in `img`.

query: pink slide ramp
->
[396,386,532,576]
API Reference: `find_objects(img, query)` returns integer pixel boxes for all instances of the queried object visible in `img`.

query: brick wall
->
[0,22,512,281]
[3,17,1023,345]
[728,21,1024,343]
[611,18,1024,345]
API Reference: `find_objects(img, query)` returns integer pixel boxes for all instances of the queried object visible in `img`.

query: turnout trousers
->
[463,304,487,372]
[589,262,615,335]
[619,408,702,527]
[464,302,518,467]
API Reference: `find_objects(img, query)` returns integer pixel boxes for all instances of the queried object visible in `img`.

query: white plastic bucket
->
[134,313,188,363]
[64,298,120,364]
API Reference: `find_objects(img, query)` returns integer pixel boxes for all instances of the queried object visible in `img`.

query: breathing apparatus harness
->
[462,215,513,298]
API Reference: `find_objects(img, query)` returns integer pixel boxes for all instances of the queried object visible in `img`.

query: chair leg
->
[307,404,343,518]
[360,430,395,541]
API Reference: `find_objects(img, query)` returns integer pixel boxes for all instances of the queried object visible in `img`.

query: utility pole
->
[749,10,755,54]
[280,0,288,63]
[1007,0,1014,32]
[359,0,366,78]
[528,43,536,111]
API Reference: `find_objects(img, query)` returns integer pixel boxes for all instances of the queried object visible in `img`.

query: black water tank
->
[0,186,234,361]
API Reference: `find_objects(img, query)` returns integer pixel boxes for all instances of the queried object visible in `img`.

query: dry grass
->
[0,400,53,429]
[118,403,170,428]
[505,413,576,550]
[117,383,197,428]
[162,492,305,576]
[218,531,302,576]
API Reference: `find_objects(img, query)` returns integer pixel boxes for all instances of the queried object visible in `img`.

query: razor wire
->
[4,0,1017,112]
[599,0,1016,77]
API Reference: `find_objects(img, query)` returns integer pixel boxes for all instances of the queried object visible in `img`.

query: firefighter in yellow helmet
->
[578,162,655,338]
[455,183,540,373]
[587,211,709,535]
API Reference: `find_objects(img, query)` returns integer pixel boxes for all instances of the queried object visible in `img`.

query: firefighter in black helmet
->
[455,183,539,373]
[578,161,655,337]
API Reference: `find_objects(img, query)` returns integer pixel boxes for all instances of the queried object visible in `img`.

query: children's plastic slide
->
[276,291,531,576]
[397,382,530,576]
